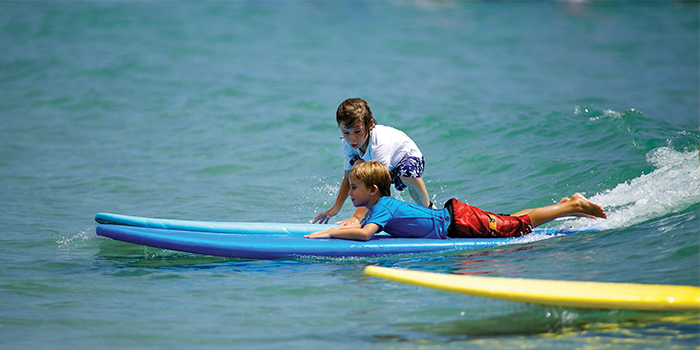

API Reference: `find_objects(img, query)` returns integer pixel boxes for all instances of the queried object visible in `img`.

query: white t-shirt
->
[342,125,422,171]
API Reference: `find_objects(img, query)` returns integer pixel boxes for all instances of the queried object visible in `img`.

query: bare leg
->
[511,196,569,217]
[515,193,606,227]
[399,176,431,207]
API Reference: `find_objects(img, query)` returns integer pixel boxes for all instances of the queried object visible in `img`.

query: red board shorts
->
[444,198,533,238]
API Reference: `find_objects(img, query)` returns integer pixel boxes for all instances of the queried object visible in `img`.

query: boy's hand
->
[304,223,379,241]
[305,230,332,239]
[312,208,338,224]
[336,217,360,227]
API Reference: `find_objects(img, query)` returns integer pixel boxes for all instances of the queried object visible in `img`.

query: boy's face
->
[340,122,369,150]
[348,175,376,208]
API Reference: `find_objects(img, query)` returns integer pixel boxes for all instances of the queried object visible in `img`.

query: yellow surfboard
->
[364,266,700,311]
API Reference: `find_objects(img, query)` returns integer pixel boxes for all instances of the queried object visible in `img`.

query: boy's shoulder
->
[372,196,414,213]
[371,125,413,143]
[372,124,396,134]
[375,196,402,207]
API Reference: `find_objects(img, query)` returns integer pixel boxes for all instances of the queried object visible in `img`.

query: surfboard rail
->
[95,212,337,234]
[364,266,700,311]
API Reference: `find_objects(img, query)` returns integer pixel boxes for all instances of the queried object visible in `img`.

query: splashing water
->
[561,147,700,231]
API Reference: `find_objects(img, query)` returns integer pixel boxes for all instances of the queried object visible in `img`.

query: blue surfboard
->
[95,212,337,234]
[95,214,588,259]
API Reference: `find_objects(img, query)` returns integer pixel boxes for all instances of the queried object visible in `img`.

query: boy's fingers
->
[312,213,330,224]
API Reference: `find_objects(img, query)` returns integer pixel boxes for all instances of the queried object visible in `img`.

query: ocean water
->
[1,1,699,349]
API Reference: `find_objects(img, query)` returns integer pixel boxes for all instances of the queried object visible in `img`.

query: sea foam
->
[559,147,699,231]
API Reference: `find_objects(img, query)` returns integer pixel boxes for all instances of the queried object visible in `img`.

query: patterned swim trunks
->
[390,156,425,191]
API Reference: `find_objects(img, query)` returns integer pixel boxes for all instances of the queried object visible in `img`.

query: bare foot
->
[569,193,607,219]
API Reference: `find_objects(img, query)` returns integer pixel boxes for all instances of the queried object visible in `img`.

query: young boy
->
[305,161,607,241]
[312,98,434,227]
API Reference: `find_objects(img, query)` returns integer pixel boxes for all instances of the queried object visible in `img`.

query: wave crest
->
[561,147,699,231]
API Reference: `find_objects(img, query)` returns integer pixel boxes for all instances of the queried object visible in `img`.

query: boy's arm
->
[335,207,368,227]
[305,223,380,241]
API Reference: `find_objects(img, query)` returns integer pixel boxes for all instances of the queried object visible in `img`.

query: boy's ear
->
[369,184,380,196]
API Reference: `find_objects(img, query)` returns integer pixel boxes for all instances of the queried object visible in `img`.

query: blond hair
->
[349,161,391,198]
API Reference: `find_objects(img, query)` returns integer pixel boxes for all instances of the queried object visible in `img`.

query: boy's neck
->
[364,195,382,209]
[359,139,369,155]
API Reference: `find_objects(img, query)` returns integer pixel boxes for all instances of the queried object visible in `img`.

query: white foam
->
[558,147,700,231]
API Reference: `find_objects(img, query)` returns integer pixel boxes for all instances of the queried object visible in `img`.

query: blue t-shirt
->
[364,197,450,239]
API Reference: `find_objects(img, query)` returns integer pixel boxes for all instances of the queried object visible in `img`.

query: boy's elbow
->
[348,231,373,241]
[359,233,374,241]
[359,224,379,241]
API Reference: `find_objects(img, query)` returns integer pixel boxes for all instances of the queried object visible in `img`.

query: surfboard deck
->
[95,212,337,234]
[364,266,700,311]
[95,224,575,259]
[95,212,586,235]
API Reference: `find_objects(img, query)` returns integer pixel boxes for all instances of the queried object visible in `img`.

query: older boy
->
[305,161,606,241]
[312,98,434,227]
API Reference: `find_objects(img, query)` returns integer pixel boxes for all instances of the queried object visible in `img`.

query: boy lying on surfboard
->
[306,160,606,241]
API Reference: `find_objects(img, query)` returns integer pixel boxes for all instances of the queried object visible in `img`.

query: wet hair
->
[349,160,391,198]
[336,98,375,137]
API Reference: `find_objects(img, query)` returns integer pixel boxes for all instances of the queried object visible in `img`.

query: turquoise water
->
[1,1,699,349]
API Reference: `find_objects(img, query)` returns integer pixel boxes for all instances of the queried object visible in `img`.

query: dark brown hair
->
[336,98,375,137]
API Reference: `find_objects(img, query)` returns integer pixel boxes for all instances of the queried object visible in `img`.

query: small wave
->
[56,227,94,247]
[559,147,700,231]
